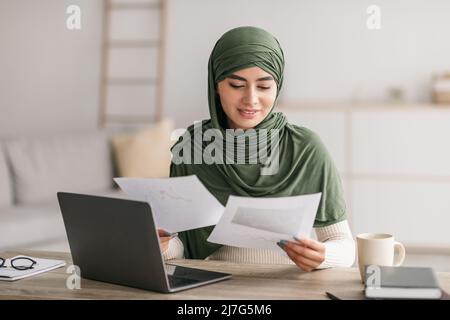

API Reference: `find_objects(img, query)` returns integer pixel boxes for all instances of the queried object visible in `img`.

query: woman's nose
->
[242,87,258,106]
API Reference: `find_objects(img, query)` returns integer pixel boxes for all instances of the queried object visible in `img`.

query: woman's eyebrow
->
[228,74,274,81]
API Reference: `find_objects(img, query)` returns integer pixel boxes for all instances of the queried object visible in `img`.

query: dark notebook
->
[364,266,442,299]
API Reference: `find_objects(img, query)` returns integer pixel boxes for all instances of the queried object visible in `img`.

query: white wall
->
[0,0,102,137]
[2,0,450,135]
[283,106,450,248]
[164,0,450,128]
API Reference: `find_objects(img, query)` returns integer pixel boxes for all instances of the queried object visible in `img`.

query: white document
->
[207,193,322,252]
[114,176,224,233]
[0,256,66,281]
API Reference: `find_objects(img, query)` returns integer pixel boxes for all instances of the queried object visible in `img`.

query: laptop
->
[57,192,231,293]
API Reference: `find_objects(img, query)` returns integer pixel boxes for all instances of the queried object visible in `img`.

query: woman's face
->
[217,66,277,130]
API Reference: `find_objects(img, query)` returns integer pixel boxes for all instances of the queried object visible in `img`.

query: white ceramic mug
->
[356,233,406,282]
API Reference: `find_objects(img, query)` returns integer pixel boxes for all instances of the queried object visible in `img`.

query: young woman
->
[159,26,355,271]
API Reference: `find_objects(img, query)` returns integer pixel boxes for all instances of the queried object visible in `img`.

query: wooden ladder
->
[98,0,167,129]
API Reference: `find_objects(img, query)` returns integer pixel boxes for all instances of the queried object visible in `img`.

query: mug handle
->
[393,241,406,266]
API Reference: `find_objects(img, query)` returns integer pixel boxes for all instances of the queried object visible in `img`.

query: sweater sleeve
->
[162,236,185,260]
[314,220,356,269]
[163,220,356,267]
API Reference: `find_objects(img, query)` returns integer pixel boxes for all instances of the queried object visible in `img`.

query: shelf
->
[106,40,161,48]
[342,172,450,183]
[105,78,159,85]
[278,102,450,112]
[108,2,160,11]
[106,114,155,123]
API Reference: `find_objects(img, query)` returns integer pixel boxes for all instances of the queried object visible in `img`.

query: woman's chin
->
[234,119,260,130]
[231,114,265,129]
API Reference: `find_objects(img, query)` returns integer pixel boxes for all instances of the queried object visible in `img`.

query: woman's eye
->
[228,83,271,90]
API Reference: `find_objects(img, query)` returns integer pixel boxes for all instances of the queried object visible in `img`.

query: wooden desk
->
[1,250,450,300]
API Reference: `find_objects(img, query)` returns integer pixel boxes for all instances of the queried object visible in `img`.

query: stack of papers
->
[0,256,66,281]
[114,176,224,232]
[114,175,322,251]
[207,193,321,251]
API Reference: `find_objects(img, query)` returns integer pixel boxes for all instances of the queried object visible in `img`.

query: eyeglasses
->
[0,256,37,271]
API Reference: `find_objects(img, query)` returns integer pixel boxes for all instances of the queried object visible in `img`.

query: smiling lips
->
[238,108,260,119]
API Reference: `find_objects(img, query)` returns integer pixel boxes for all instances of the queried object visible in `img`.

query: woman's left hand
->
[278,237,326,272]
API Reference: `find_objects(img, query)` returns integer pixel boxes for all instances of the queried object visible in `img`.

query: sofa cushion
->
[5,132,113,204]
[111,119,174,178]
[0,144,13,207]
[0,189,127,251]
[0,202,68,251]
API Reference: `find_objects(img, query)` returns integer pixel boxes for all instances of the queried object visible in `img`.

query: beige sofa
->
[0,132,128,252]
[1,118,174,253]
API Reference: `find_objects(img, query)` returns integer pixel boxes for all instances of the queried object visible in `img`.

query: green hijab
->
[170,26,346,259]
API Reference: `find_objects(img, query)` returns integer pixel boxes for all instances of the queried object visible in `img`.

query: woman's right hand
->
[158,229,174,253]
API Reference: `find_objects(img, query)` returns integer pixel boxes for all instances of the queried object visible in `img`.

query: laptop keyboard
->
[168,275,201,288]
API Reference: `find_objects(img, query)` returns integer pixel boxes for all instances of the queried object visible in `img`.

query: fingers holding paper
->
[277,236,326,272]
[158,229,178,253]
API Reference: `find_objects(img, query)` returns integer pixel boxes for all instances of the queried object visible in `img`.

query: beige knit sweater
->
[163,220,355,269]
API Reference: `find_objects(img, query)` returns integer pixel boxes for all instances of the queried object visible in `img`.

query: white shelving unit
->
[280,103,450,254]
